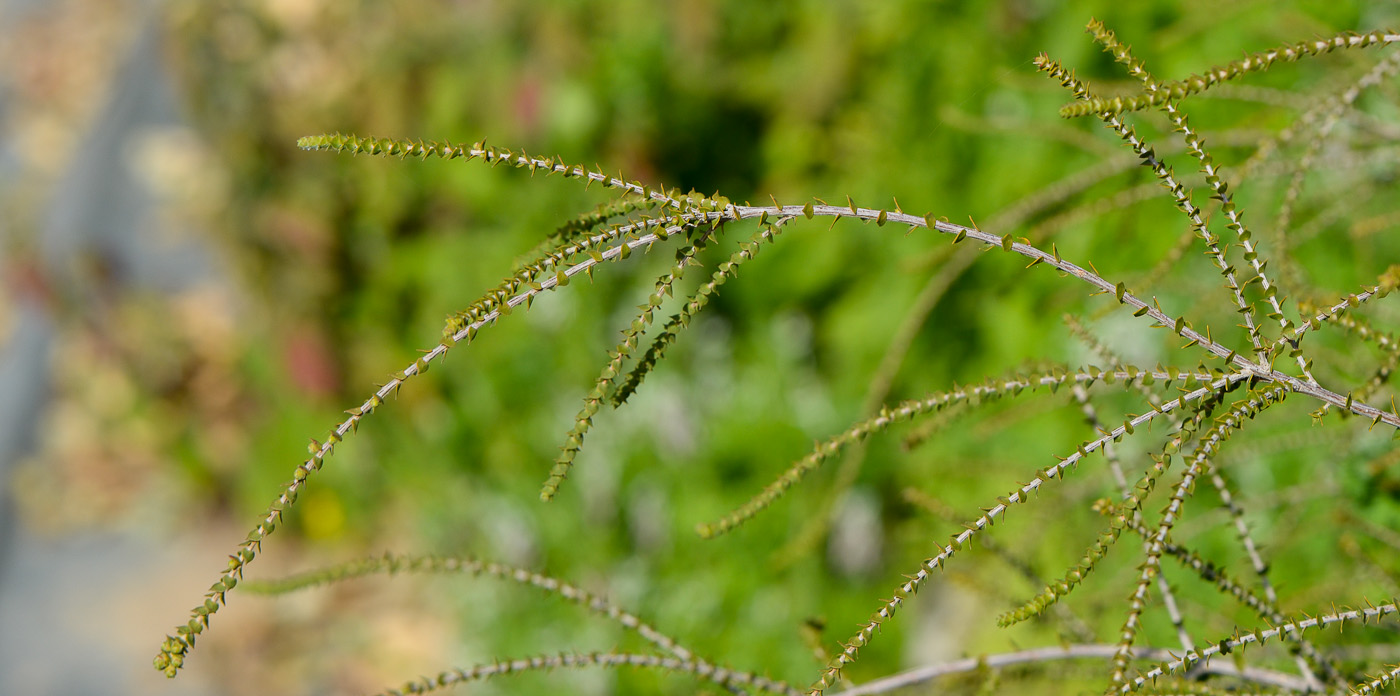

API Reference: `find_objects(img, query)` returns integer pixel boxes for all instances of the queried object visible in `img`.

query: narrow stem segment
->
[1059,29,1400,117]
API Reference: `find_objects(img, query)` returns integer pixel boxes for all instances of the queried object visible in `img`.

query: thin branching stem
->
[831,644,1312,696]
[155,17,1400,692]
[808,373,1251,695]
[1059,29,1400,117]
[373,651,800,696]
[152,207,719,674]
[242,552,704,664]
[1111,386,1290,685]
[730,202,1400,427]
[1106,504,1345,686]
[705,367,1232,539]
[1120,601,1400,694]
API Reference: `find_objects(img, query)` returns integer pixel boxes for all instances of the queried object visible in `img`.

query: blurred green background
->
[6,1,1400,694]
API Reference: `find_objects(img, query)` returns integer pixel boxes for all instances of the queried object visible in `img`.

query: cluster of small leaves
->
[542,231,716,500]
[520,195,659,267]
[155,17,1400,696]
[439,206,698,344]
[154,132,743,677]
[546,214,796,500]
[1096,20,1300,369]
[611,219,789,408]
[1353,664,1400,696]
[1111,385,1290,685]
[996,384,1225,629]
[803,21,1400,696]
[1039,50,1268,365]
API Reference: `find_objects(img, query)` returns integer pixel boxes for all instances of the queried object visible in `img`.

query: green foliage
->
[151,4,1400,695]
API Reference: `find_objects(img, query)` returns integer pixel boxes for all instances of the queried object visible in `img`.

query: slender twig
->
[829,644,1313,696]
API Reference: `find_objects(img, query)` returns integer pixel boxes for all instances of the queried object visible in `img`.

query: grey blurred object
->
[0,3,221,694]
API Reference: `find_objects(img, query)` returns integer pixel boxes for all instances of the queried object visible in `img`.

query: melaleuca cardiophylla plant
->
[152,17,1400,695]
